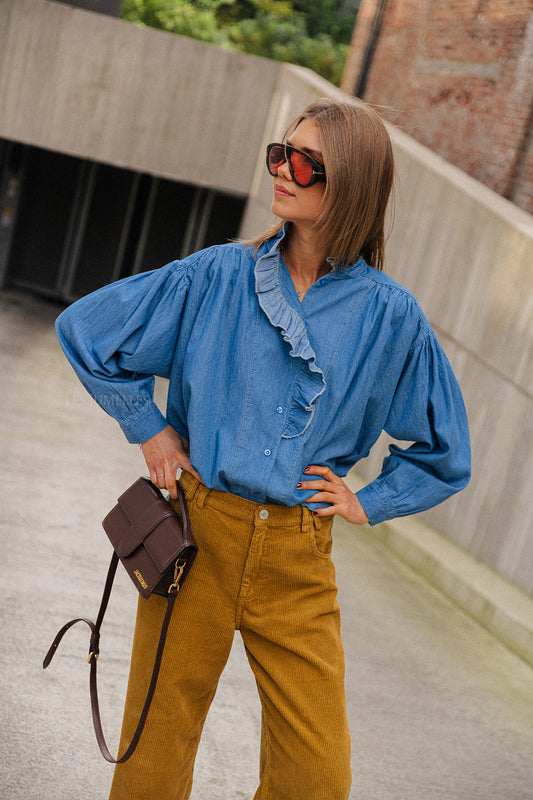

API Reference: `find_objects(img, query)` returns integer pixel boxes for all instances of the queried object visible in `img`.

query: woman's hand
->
[297,465,369,525]
[140,425,203,499]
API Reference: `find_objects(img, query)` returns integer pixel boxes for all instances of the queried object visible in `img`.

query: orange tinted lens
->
[268,145,285,175]
[289,151,313,185]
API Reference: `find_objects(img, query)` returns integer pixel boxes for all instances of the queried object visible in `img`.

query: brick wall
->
[342,0,533,215]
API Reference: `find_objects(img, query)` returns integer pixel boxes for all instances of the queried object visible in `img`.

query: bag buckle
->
[88,631,100,663]
[168,558,186,595]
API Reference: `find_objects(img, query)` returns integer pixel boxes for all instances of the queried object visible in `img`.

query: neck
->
[282,226,330,287]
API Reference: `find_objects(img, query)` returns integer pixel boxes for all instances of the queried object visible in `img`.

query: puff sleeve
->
[356,327,471,525]
[55,261,193,443]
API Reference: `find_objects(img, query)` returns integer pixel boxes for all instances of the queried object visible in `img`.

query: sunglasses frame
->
[266,142,326,188]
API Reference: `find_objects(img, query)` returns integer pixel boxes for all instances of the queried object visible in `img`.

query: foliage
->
[120,0,229,44]
[291,0,358,43]
[120,0,357,85]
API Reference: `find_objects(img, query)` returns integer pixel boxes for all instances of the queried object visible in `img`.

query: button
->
[259,509,269,520]
[276,406,283,414]
[264,449,272,456]
[319,278,327,285]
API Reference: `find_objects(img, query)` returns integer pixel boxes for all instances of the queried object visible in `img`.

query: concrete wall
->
[0,0,279,195]
[2,0,533,595]
[354,131,533,595]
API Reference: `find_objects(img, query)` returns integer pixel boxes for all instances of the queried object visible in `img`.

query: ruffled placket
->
[254,233,326,439]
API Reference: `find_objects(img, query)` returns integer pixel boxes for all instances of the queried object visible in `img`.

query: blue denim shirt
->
[56,227,470,525]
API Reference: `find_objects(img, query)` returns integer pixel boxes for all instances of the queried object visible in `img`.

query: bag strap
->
[43,552,181,763]
[43,486,189,764]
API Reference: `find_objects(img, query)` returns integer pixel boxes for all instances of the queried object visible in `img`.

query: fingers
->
[297,464,342,496]
[303,464,339,481]
[302,486,346,512]
[149,463,181,499]
[297,478,335,493]
[297,464,369,525]
[140,425,203,499]
[150,458,201,498]
[297,468,347,510]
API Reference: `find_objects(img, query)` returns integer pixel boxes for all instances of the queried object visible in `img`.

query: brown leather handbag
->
[43,477,197,763]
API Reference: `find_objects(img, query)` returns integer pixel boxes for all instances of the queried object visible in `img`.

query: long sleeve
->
[54,234,471,513]
[56,261,193,443]
[356,327,471,525]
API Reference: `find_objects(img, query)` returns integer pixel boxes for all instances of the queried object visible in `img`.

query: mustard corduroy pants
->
[108,472,351,800]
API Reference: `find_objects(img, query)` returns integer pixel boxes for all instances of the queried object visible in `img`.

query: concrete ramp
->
[2,289,533,799]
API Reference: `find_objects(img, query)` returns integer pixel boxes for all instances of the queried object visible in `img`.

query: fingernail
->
[297,482,302,488]
[313,511,318,516]
[303,466,310,473]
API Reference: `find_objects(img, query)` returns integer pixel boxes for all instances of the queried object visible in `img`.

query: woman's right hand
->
[140,425,203,499]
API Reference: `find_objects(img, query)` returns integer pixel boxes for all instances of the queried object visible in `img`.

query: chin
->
[271,200,290,220]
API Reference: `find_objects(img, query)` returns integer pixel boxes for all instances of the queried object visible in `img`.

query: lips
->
[274,183,294,197]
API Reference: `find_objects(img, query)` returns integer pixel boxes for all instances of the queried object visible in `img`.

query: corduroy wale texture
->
[108,472,351,800]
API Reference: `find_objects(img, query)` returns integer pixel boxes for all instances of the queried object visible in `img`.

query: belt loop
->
[193,481,210,508]
[312,511,322,530]
[179,472,209,507]
[301,506,313,534]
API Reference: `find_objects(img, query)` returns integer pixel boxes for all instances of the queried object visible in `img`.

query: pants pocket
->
[308,517,333,558]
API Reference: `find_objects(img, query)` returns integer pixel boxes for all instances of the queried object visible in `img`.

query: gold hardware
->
[134,569,148,590]
[168,558,186,594]
[88,651,99,664]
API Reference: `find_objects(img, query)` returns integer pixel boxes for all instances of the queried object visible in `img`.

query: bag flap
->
[102,477,181,558]
[143,519,187,572]
[119,506,179,557]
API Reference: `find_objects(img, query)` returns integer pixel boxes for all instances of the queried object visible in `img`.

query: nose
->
[277,157,293,182]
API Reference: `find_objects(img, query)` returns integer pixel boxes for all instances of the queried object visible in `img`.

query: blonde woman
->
[56,97,470,800]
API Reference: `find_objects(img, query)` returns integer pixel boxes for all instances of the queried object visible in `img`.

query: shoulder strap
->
[43,551,179,763]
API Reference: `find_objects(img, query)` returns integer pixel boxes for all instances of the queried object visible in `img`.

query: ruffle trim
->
[255,231,326,439]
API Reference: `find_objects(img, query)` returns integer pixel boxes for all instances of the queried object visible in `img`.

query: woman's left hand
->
[297,465,369,525]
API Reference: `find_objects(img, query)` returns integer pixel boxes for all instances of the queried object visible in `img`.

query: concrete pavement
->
[2,288,533,800]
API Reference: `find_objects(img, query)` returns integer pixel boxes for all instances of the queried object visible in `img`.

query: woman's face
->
[271,118,326,230]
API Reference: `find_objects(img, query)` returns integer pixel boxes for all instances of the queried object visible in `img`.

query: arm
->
[299,329,470,525]
[56,261,192,445]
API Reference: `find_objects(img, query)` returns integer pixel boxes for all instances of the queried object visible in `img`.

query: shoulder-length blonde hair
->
[247,97,395,271]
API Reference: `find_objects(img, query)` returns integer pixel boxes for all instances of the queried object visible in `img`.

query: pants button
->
[259,509,269,520]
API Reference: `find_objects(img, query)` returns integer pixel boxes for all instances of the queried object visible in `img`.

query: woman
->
[56,97,470,800]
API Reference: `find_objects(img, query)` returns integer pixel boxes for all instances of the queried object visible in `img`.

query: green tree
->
[291,0,359,43]
[120,0,357,85]
[120,0,229,44]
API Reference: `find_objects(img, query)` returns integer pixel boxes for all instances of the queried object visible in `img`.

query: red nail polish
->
[313,511,318,516]
[303,466,310,473]
[297,482,302,488]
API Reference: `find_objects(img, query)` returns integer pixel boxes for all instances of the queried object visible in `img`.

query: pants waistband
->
[179,470,323,529]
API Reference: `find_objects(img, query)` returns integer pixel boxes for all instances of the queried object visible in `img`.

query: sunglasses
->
[266,142,326,188]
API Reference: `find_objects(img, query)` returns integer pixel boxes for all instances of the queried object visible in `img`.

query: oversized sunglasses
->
[266,142,326,188]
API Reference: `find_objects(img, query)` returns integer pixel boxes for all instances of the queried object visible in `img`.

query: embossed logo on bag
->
[134,569,148,590]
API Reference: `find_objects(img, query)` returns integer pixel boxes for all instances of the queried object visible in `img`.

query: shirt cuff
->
[118,404,168,444]
[356,481,397,526]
